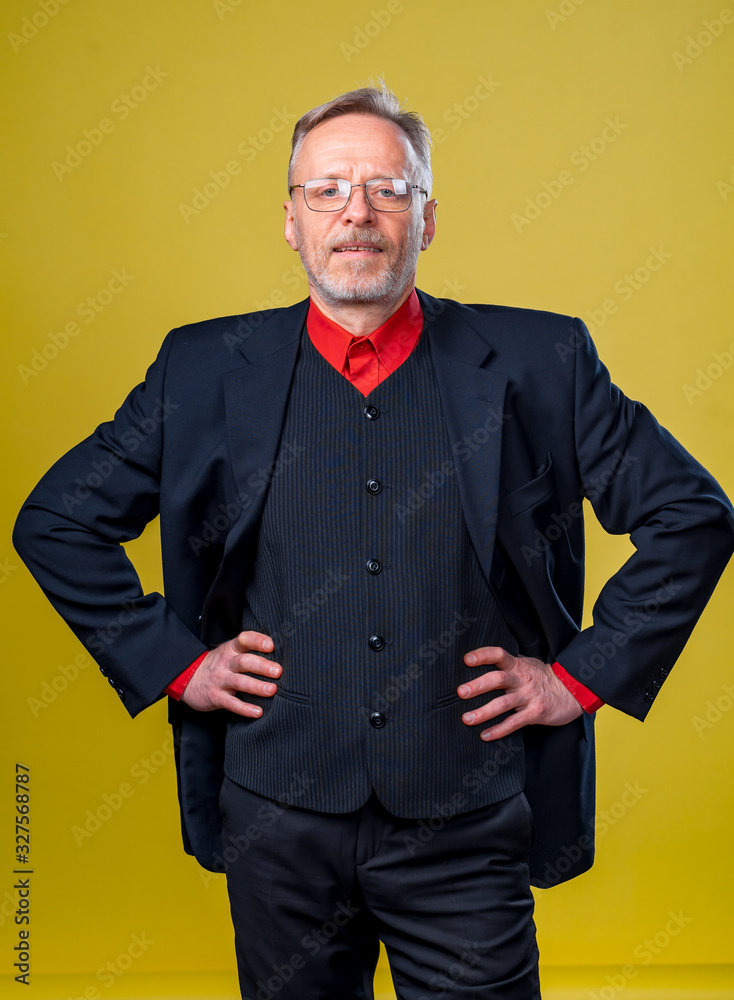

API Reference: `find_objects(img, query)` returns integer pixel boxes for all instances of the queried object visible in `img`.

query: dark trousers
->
[219,776,541,999]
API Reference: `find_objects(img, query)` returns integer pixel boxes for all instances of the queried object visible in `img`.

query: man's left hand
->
[458,647,583,740]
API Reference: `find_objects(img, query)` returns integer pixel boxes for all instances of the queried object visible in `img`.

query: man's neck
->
[308,283,415,337]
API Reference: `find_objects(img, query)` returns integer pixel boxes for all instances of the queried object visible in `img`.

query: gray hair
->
[288,81,433,196]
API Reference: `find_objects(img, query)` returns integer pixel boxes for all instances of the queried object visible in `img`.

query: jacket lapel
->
[201,299,308,640]
[418,290,508,583]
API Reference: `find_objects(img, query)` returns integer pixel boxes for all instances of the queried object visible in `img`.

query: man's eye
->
[375,188,395,198]
[317,187,340,198]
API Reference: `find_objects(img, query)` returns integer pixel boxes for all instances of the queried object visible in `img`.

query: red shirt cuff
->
[551,661,605,713]
[164,652,208,700]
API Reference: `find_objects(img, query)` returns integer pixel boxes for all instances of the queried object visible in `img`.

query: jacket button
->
[366,479,382,494]
[366,559,382,575]
[369,712,386,728]
[368,634,385,651]
[363,404,380,420]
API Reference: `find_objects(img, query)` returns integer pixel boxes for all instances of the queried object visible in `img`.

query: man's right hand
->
[181,631,281,717]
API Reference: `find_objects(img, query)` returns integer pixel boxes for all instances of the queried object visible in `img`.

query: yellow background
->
[1,0,733,996]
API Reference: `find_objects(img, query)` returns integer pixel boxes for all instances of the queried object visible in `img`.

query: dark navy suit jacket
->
[13,290,733,887]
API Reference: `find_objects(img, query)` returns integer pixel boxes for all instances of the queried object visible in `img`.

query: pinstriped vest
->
[224,323,524,816]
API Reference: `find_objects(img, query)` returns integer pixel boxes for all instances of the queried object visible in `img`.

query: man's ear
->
[421,198,438,251]
[283,200,298,251]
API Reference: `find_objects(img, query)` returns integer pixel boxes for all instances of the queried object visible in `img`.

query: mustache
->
[329,230,390,252]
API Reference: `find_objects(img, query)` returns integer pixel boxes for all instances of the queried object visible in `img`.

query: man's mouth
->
[332,243,383,253]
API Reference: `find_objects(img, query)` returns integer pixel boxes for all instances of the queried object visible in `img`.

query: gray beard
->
[294,223,423,306]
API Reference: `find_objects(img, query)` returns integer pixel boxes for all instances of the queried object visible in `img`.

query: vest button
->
[363,404,380,420]
[366,479,382,494]
[368,634,385,651]
[366,558,382,575]
[369,712,386,728]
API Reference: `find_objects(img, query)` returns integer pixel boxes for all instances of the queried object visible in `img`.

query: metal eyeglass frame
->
[288,178,428,213]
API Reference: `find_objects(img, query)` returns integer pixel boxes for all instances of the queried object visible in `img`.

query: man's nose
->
[341,185,376,225]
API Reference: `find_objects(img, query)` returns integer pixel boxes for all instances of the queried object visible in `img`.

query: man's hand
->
[181,631,281,718]
[458,646,583,740]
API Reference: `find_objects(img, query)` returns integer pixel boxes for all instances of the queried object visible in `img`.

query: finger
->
[461,693,517,727]
[464,646,515,669]
[229,674,279,699]
[457,670,509,700]
[477,711,528,741]
[215,692,266,718]
[233,631,275,654]
[233,652,282,678]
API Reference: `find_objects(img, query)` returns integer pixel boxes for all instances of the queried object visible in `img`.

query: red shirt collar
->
[306,289,424,376]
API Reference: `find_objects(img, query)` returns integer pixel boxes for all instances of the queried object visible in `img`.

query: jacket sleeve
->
[12,329,208,719]
[554,318,734,719]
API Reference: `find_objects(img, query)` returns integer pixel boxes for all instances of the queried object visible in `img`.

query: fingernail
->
[465,654,476,664]
[463,712,475,723]
[269,666,280,676]
[481,730,491,741]
[266,684,276,694]
[253,707,262,717]
[458,684,470,697]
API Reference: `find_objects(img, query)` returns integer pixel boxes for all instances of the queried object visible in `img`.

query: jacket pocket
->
[274,686,311,704]
[505,453,555,516]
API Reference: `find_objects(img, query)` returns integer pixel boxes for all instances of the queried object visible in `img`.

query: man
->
[14,85,733,998]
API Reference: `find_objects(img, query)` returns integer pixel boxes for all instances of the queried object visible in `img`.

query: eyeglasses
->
[288,178,428,213]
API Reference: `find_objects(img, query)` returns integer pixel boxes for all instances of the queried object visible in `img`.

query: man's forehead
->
[297,114,413,174]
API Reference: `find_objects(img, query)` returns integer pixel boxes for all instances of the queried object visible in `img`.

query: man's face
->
[284,114,437,308]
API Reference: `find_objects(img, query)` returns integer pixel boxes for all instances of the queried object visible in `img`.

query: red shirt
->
[165,290,603,713]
